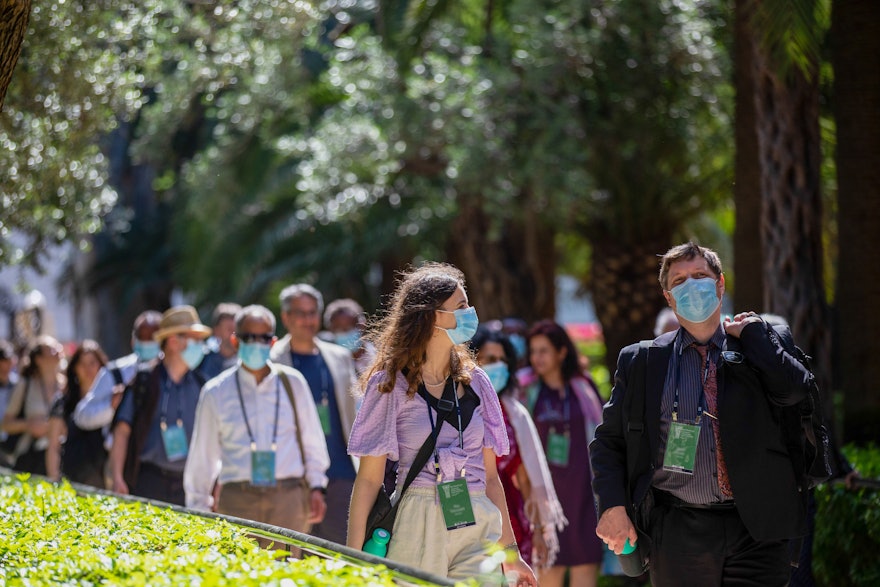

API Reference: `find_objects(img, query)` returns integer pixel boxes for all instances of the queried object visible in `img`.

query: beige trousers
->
[387,486,503,581]
[218,477,310,552]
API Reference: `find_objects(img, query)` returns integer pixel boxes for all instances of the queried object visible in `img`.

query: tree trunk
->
[750,18,832,406]
[732,0,764,312]
[447,190,556,324]
[832,0,880,444]
[0,0,31,111]
[590,235,671,377]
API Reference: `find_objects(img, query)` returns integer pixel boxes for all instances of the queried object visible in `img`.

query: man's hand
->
[724,311,763,338]
[112,476,129,495]
[307,489,327,524]
[596,506,638,555]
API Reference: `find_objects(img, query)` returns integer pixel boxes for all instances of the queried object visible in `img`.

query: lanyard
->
[426,382,464,482]
[235,371,281,452]
[671,343,711,424]
[159,376,185,430]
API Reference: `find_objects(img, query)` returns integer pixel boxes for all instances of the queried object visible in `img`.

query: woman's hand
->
[531,530,548,568]
[502,551,538,587]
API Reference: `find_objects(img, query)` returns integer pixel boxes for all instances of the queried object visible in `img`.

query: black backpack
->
[767,325,833,490]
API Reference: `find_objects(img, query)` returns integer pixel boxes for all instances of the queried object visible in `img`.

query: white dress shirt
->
[183,362,330,511]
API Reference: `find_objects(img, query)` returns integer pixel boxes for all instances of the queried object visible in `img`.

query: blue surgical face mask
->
[669,277,721,324]
[334,329,361,352]
[133,340,160,362]
[508,334,527,360]
[435,306,479,345]
[238,342,272,371]
[181,339,206,370]
[483,361,510,393]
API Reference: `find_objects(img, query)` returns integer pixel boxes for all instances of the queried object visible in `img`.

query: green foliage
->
[0,474,422,586]
[751,0,830,80]
[0,0,148,269]
[813,444,880,587]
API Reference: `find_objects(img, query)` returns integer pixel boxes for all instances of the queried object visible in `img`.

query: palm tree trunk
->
[590,235,670,377]
[0,0,31,110]
[733,0,764,311]
[750,18,832,403]
[832,0,880,443]
[447,189,556,324]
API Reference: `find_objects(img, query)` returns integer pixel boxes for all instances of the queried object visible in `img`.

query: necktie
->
[695,343,732,498]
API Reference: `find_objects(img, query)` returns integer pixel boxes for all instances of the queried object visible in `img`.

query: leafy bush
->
[0,474,420,586]
[813,444,880,587]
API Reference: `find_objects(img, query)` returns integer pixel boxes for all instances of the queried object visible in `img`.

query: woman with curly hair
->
[346,263,536,586]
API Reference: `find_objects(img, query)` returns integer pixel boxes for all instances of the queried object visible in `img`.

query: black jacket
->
[590,321,811,542]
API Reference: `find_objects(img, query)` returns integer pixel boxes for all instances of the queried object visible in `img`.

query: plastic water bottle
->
[618,538,647,577]
[363,528,391,557]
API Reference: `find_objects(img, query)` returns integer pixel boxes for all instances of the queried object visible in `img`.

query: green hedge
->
[0,474,422,586]
[814,444,880,587]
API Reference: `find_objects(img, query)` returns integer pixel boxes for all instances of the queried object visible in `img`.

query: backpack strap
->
[276,368,308,473]
[110,367,124,387]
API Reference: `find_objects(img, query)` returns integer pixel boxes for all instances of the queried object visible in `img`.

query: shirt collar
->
[675,324,726,356]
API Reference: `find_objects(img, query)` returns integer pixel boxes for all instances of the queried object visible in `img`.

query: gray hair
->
[234,304,277,333]
[279,283,324,315]
[323,298,365,329]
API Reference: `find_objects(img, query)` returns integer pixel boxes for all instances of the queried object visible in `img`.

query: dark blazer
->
[590,321,811,542]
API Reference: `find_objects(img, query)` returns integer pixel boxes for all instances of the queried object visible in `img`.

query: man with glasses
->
[590,242,813,586]
[184,305,329,535]
[270,284,357,545]
[109,305,210,505]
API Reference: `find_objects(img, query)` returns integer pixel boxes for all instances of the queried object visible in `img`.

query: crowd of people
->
[0,243,850,586]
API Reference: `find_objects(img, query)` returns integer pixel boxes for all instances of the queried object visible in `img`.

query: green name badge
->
[316,402,331,435]
[546,430,571,467]
[161,423,189,462]
[662,421,700,474]
[437,478,476,531]
[251,450,276,487]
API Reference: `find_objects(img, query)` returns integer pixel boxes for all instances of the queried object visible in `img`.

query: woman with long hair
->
[346,263,536,585]
[46,339,109,487]
[1,335,65,475]
[519,319,604,587]
[470,326,567,570]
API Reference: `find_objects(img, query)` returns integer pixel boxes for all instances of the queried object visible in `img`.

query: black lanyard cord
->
[235,371,281,451]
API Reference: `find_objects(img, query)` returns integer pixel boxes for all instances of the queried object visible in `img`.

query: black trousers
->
[134,462,185,506]
[649,494,790,587]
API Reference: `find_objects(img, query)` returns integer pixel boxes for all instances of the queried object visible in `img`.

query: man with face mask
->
[270,284,358,546]
[184,305,329,535]
[74,310,163,432]
[323,298,376,376]
[590,242,813,587]
[109,305,211,506]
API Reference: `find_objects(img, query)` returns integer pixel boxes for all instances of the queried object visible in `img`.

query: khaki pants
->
[218,477,310,552]
[387,486,502,581]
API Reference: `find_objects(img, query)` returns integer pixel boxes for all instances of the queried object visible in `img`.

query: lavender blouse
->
[348,368,509,491]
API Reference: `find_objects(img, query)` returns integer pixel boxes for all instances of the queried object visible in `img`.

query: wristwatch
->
[310,486,327,495]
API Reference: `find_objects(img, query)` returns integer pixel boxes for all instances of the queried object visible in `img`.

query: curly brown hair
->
[361,262,477,397]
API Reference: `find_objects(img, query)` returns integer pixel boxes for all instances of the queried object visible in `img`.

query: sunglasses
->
[237,333,274,344]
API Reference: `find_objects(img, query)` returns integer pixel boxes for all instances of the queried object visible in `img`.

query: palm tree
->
[736,0,831,402]
[831,0,880,443]
[0,0,31,110]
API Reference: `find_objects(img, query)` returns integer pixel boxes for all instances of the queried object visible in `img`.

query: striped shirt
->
[652,326,730,504]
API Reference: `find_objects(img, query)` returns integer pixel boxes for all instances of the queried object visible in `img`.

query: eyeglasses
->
[237,333,274,344]
[288,309,319,319]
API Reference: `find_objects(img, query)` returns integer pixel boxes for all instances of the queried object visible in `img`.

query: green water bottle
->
[363,528,391,557]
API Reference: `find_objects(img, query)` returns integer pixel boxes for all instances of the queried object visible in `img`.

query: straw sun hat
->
[153,305,213,342]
